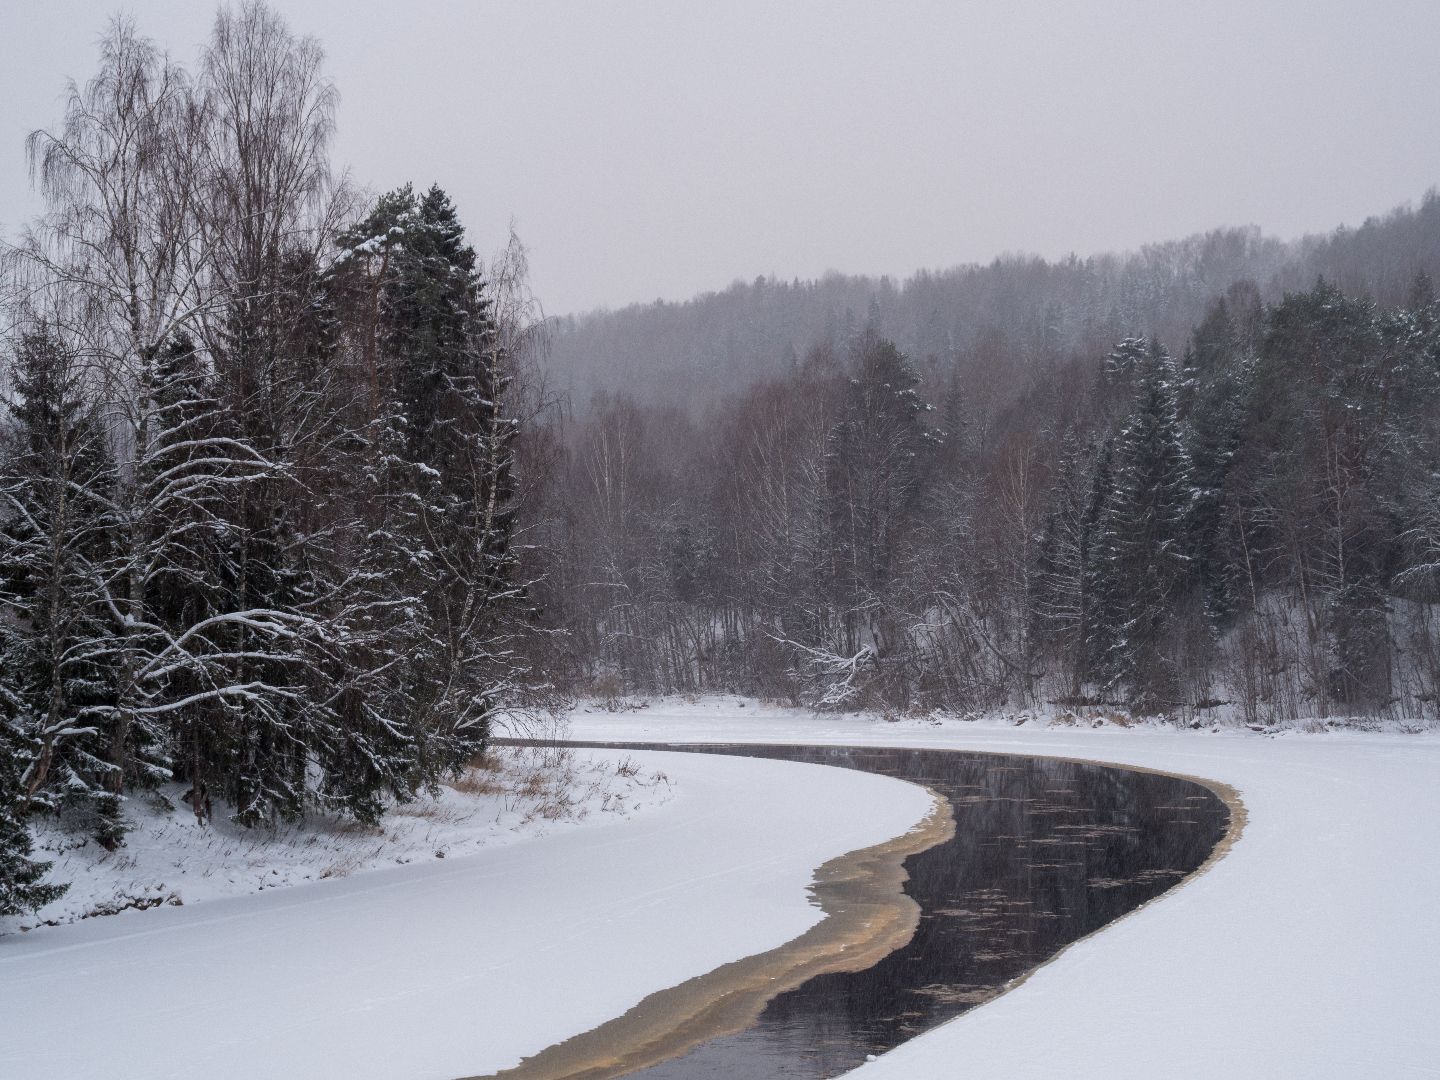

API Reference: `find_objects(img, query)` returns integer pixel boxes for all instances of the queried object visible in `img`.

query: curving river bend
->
[483,741,1237,1080]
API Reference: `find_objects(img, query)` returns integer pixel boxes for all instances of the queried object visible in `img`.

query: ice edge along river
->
[0,745,935,1080]
[566,701,1440,1080]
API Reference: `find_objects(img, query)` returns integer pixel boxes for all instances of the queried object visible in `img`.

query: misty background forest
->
[3,3,1440,904]
[532,197,1440,725]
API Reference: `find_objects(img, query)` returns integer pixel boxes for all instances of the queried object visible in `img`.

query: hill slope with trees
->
[530,198,1440,728]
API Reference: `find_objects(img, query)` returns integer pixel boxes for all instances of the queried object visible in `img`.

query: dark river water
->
[558,741,1231,1080]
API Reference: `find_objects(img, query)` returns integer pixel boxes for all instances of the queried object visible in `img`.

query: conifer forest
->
[5,3,1440,915]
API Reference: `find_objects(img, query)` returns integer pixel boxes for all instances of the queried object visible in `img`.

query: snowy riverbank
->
[566,698,1440,1080]
[7,742,674,934]
[0,743,935,1080]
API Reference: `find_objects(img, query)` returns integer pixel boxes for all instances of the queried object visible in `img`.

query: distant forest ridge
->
[545,189,1440,414]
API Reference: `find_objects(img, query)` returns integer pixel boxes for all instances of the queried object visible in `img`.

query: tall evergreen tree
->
[339,183,518,790]
[1091,340,1194,709]
[826,332,930,654]
[1184,299,1255,622]
[0,327,126,845]
[1079,433,1118,690]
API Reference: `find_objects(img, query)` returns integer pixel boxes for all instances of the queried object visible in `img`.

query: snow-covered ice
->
[566,699,1440,1080]
[0,743,935,1080]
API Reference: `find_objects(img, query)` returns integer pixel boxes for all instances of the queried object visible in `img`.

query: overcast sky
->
[2,1,1437,316]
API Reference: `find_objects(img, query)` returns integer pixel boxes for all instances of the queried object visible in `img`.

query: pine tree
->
[1104,336,1148,382]
[1184,298,1255,622]
[1079,434,1118,691]
[940,363,969,465]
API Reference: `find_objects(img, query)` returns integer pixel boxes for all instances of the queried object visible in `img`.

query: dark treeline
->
[533,272,1440,725]
[0,7,537,912]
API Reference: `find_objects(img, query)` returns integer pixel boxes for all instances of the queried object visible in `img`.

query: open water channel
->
[500,741,1232,1080]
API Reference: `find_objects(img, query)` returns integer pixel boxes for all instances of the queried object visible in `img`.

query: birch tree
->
[15,18,211,800]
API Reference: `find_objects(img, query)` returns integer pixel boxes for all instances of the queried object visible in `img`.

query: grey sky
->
[2,1,1438,316]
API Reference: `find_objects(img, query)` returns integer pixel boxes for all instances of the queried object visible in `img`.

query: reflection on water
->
[580,742,1229,1080]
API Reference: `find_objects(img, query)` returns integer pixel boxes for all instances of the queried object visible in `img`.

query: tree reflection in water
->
[599,743,1229,1080]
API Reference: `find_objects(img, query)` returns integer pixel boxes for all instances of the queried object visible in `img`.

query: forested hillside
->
[529,201,1440,726]
[547,193,1440,424]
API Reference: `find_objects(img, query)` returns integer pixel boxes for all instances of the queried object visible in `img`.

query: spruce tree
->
[0,716,67,915]
[212,252,340,827]
[336,184,518,796]
[1184,299,1255,622]
[825,331,930,659]
[0,327,126,846]
[143,334,233,825]
[1091,340,1194,710]
[1079,434,1118,691]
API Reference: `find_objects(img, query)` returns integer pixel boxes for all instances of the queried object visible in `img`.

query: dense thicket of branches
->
[535,271,1440,725]
[0,5,533,901]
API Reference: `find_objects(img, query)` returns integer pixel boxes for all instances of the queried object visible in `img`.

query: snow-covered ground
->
[566,698,1440,1080]
[0,741,935,1080]
[10,742,673,933]
[7,697,1435,1080]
